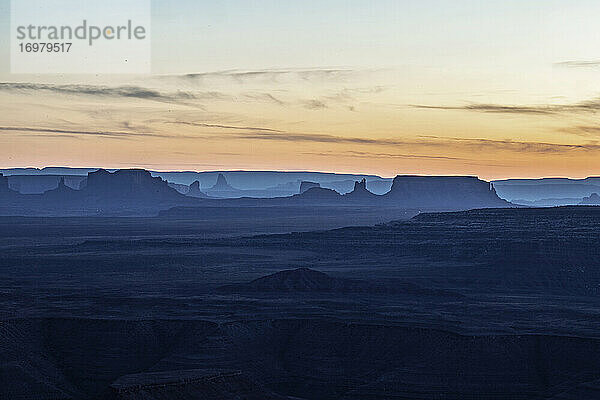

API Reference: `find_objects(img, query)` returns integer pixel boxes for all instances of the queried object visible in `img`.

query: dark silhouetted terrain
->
[383,175,510,208]
[1,206,600,399]
[0,169,515,216]
[6,168,600,205]
[580,193,600,205]
[6,174,86,193]
[0,169,200,215]
[0,168,395,195]
[493,177,600,205]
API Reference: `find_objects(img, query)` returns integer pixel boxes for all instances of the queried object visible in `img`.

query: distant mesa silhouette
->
[1,169,516,215]
[299,181,320,194]
[54,177,69,191]
[209,173,236,191]
[0,169,200,215]
[0,173,19,199]
[344,178,378,200]
[383,175,511,209]
[354,178,367,192]
[292,186,341,201]
[187,180,208,198]
[0,173,9,193]
[82,169,185,202]
[580,193,600,205]
[43,177,78,198]
[5,174,86,194]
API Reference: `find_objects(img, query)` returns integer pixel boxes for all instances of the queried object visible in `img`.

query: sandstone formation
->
[186,181,208,198]
[383,175,511,209]
[580,193,600,205]
[299,181,320,194]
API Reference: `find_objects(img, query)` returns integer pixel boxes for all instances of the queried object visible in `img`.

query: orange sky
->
[2,1,600,179]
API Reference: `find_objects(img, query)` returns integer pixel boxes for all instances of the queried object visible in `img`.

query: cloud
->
[0,126,168,139]
[198,127,600,154]
[166,121,285,133]
[304,99,327,110]
[6,121,599,156]
[303,150,512,167]
[0,82,195,100]
[411,96,600,116]
[0,82,215,109]
[243,92,286,105]
[410,104,555,115]
[554,60,600,68]
[558,125,600,138]
[304,150,466,161]
[219,130,416,146]
[419,135,600,153]
[159,116,600,154]
[162,68,356,83]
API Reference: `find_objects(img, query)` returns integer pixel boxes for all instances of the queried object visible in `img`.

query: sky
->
[1,0,600,179]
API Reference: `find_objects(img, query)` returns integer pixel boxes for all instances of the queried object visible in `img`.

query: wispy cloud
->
[198,127,600,154]
[0,82,193,100]
[419,135,600,153]
[410,104,554,115]
[304,150,466,161]
[303,150,512,167]
[304,99,327,110]
[0,82,214,108]
[218,130,416,146]
[6,121,599,156]
[558,125,600,138]
[166,121,285,133]
[554,60,600,68]
[243,92,286,105]
[0,126,167,139]
[161,68,357,83]
[410,96,600,115]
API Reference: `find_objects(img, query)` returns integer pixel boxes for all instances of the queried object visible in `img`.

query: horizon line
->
[1,166,599,182]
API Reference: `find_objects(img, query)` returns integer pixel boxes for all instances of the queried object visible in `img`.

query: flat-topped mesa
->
[295,186,341,201]
[0,173,26,202]
[580,193,600,205]
[83,169,181,200]
[385,175,511,209]
[299,181,320,194]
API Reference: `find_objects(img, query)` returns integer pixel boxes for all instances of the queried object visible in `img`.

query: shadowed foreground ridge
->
[3,318,600,400]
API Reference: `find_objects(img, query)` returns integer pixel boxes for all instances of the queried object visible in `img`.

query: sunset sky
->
[1,0,600,179]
